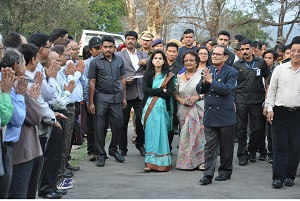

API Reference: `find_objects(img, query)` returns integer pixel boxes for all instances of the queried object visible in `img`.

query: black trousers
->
[120,98,144,152]
[93,101,122,156]
[85,102,96,155]
[203,124,236,178]
[0,143,13,198]
[8,156,43,198]
[168,101,179,152]
[236,103,266,160]
[38,113,65,195]
[266,120,273,155]
[272,106,300,181]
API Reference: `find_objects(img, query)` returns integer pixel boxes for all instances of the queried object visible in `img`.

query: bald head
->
[70,40,79,61]
[48,51,61,71]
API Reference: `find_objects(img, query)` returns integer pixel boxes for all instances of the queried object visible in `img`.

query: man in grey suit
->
[116,31,148,156]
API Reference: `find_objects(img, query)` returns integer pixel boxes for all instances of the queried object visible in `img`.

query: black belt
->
[67,103,75,107]
[4,142,14,147]
[276,106,300,112]
[49,105,67,111]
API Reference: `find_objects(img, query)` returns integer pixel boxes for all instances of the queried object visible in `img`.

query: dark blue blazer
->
[196,64,238,127]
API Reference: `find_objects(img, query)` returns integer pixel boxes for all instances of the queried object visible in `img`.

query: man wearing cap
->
[139,31,154,57]
[265,36,300,188]
[152,38,165,50]
[276,36,285,45]
[115,31,148,157]
[82,37,102,162]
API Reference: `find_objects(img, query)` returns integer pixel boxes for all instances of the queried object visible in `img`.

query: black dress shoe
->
[199,176,212,185]
[257,154,267,161]
[39,192,63,199]
[63,171,74,178]
[96,156,106,167]
[55,189,68,195]
[110,152,125,162]
[272,180,283,188]
[238,159,248,166]
[137,146,146,156]
[284,178,294,187]
[249,153,257,163]
[120,150,127,156]
[215,175,231,181]
[66,164,80,171]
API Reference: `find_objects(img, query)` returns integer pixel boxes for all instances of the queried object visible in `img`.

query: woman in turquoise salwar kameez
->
[141,50,174,172]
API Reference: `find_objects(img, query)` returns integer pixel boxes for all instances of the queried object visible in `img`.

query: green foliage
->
[225,9,272,42]
[90,0,126,34]
[0,0,125,40]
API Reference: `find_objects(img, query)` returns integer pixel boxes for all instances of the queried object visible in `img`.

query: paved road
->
[64,125,300,199]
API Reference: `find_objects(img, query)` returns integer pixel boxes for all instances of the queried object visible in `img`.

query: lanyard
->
[245,61,255,69]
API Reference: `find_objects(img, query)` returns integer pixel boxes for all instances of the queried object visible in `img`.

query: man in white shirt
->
[115,31,148,156]
[265,36,300,189]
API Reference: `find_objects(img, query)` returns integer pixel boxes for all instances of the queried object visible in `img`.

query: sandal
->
[144,167,151,172]
[199,164,205,171]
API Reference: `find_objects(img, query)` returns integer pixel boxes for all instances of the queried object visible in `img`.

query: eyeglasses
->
[184,59,196,63]
[291,49,300,54]
[198,52,208,56]
[212,53,224,57]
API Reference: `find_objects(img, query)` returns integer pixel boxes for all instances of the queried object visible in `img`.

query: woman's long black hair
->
[145,49,170,78]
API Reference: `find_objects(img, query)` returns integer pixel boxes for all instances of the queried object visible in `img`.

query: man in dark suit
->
[115,31,148,156]
[196,45,239,185]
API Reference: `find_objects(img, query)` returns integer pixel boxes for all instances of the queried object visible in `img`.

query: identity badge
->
[256,69,261,76]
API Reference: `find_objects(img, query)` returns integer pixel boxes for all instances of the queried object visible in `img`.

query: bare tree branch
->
[228,17,300,29]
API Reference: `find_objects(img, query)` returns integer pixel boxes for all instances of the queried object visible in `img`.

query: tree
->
[90,0,126,34]
[0,0,124,40]
[227,0,300,42]
[125,0,184,38]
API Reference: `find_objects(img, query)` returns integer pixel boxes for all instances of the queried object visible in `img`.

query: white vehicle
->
[79,30,125,56]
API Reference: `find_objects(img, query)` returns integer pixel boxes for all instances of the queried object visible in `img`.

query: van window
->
[98,34,124,46]
[85,33,99,42]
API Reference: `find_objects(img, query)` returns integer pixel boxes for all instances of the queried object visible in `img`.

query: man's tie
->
[214,68,219,81]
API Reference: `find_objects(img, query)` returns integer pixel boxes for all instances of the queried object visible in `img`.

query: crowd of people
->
[0,27,299,199]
